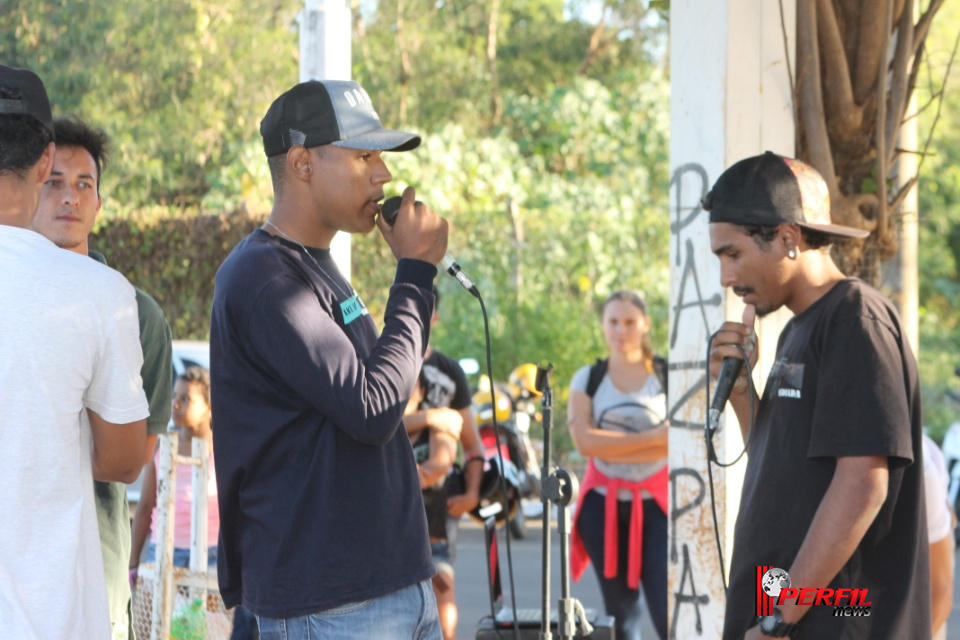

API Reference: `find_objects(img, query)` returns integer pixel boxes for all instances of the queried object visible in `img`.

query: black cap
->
[0,65,54,140]
[260,80,420,157]
[703,151,869,239]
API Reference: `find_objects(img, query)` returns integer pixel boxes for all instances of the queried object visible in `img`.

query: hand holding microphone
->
[376,186,448,266]
[708,305,758,431]
[381,189,479,297]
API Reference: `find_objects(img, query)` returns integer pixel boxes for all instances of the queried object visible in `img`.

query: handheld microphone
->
[381,196,478,296]
[708,356,743,433]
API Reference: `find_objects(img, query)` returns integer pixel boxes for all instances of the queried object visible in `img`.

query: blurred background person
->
[567,290,668,640]
[406,369,460,640]
[0,64,149,639]
[924,433,954,640]
[403,284,485,639]
[130,365,218,573]
[33,116,173,640]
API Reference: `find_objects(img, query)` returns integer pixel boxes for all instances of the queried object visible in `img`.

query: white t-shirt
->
[0,226,149,639]
[570,363,667,497]
[923,434,952,544]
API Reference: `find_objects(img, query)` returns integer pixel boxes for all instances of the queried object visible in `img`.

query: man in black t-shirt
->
[211,80,449,640]
[705,152,930,640]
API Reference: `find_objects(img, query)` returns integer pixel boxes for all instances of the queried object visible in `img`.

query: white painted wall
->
[668,1,795,637]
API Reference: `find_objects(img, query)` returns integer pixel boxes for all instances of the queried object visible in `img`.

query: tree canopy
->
[4,1,959,438]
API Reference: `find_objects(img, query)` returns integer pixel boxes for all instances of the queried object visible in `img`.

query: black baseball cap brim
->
[705,151,869,239]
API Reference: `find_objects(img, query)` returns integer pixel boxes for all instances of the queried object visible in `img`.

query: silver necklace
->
[263,220,353,299]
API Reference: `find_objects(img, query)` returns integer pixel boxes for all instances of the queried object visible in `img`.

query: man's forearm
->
[463,455,483,497]
[778,456,888,624]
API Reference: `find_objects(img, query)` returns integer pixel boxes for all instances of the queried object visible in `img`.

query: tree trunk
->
[793,0,945,284]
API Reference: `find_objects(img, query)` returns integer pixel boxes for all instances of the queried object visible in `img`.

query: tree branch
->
[778,0,800,153]
[885,0,914,167]
[816,0,862,139]
[913,0,946,58]
[889,175,918,213]
[874,0,894,241]
[486,0,501,125]
[579,4,608,75]
[914,24,960,180]
[797,0,840,200]
[396,0,411,123]
[853,0,887,103]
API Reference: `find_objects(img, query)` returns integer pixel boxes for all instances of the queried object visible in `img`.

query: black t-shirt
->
[210,229,437,618]
[421,349,472,411]
[723,279,930,640]
[411,429,448,540]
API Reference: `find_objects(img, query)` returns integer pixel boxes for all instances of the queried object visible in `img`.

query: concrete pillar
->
[881,93,919,354]
[668,1,795,637]
[298,0,353,277]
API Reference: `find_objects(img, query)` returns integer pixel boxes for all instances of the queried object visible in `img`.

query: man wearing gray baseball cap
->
[0,65,149,638]
[211,79,447,639]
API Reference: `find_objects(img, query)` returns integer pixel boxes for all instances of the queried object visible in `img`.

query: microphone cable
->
[453,283,522,640]
[383,195,521,638]
[702,331,757,592]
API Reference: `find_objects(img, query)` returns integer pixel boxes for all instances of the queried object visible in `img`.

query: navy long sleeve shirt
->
[210,229,436,617]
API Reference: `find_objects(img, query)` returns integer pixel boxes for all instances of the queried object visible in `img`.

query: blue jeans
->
[145,542,218,568]
[256,579,441,640]
[576,491,668,640]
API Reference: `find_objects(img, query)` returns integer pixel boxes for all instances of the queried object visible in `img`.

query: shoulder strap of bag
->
[585,358,608,399]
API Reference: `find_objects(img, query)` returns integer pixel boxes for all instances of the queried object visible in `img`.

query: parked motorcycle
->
[470,364,544,539]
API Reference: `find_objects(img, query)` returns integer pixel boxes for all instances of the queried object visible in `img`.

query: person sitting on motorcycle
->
[567,290,668,640]
[405,370,461,635]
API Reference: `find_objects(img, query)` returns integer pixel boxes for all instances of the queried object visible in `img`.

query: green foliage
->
[1,0,301,208]
[351,71,671,414]
[915,0,960,440]
[88,206,265,341]
[13,1,669,459]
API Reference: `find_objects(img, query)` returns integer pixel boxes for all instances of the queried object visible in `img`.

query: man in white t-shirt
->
[0,65,150,639]
[923,434,955,640]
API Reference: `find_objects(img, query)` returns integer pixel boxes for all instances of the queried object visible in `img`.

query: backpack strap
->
[653,355,669,396]
[585,358,608,399]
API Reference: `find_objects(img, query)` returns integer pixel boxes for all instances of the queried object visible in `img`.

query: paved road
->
[452,508,659,639]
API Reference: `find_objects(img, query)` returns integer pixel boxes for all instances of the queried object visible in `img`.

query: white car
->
[127,340,211,504]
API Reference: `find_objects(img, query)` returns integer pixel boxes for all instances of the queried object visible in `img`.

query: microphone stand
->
[537,364,594,640]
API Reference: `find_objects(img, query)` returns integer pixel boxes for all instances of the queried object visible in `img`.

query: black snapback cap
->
[703,151,869,239]
[260,80,420,157]
[0,65,54,140]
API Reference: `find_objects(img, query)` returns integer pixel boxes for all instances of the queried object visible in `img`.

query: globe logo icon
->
[761,568,791,598]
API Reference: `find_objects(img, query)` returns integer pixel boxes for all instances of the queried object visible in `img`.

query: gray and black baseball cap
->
[0,65,54,140]
[260,80,420,157]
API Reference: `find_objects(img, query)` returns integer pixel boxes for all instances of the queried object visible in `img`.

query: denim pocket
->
[316,599,371,617]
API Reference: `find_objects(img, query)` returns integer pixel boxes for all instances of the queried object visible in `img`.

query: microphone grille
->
[381,196,402,226]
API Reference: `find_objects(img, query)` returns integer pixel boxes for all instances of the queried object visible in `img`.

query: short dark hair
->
[267,154,286,197]
[178,365,211,407]
[741,224,833,251]
[432,284,441,310]
[801,227,833,249]
[267,146,328,199]
[53,118,109,191]
[742,224,780,249]
[0,86,52,179]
